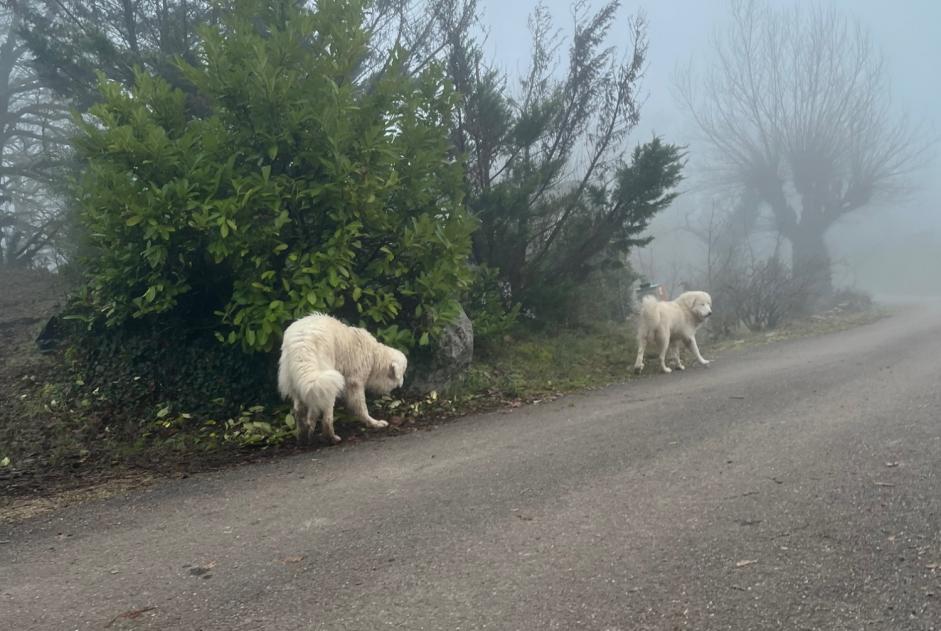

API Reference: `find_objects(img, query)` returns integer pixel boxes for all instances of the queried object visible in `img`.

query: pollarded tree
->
[678,0,931,297]
[71,0,474,352]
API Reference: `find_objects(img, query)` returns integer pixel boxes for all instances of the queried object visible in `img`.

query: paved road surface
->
[3,306,940,630]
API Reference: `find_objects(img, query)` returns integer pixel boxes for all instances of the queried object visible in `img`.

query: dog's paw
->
[700,359,711,366]
[662,366,672,374]
[371,419,389,429]
[329,434,342,444]
[675,364,686,371]
[633,364,644,374]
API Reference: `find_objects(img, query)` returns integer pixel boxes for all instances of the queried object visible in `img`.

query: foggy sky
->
[476,0,941,296]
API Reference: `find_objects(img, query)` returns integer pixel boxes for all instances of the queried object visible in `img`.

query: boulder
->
[406,305,474,396]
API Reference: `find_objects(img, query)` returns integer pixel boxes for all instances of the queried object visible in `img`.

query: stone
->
[406,305,474,396]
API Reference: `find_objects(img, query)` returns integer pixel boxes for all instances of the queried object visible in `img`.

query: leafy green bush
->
[70,0,474,352]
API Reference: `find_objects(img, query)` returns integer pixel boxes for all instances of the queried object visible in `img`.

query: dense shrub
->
[62,322,277,447]
[70,0,474,352]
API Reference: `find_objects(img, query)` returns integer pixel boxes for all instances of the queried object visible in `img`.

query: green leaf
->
[143,286,157,303]
[126,215,143,226]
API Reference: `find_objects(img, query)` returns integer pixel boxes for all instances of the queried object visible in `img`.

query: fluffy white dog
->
[278,313,407,444]
[633,291,713,374]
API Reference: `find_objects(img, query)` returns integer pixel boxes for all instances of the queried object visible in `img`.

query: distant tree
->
[0,1,69,268]
[678,0,931,297]
[436,0,685,316]
[19,0,213,110]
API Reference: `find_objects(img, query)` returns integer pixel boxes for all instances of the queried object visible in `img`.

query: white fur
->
[633,290,713,374]
[278,313,407,444]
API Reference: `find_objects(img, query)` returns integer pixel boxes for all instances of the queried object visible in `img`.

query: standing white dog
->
[278,313,407,444]
[633,291,713,374]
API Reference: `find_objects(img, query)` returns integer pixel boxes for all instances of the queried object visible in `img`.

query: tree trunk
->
[790,227,832,300]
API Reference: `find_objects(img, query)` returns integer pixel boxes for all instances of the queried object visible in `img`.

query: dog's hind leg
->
[656,329,672,374]
[320,400,341,443]
[293,400,311,445]
[633,331,648,373]
[686,336,711,366]
[669,341,686,371]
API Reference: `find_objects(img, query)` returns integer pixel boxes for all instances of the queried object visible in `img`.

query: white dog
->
[278,313,407,444]
[633,291,713,374]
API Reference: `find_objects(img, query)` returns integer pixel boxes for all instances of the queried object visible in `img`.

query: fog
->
[3,0,938,302]
[479,0,941,298]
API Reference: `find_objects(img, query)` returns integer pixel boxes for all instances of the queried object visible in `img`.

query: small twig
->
[106,607,156,628]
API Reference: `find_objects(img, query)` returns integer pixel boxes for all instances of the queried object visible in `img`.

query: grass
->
[448,305,886,405]
[458,321,638,399]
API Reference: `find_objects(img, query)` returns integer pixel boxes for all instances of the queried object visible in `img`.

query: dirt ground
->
[0,270,74,495]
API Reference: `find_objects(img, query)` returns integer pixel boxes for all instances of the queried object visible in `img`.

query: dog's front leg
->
[346,383,388,429]
[687,336,711,366]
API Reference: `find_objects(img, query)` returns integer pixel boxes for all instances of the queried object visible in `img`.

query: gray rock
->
[406,305,474,395]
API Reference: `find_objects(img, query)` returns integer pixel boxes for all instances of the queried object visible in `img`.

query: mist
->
[478,0,941,299]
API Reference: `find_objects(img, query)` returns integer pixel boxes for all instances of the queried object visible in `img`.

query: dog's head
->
[368,345,408,394]
[676,291,713,322]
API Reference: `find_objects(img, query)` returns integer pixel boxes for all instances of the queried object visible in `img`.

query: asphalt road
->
[3,305,941,631]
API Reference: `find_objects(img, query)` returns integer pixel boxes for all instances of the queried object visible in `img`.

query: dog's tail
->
[640,293,660,311]
[278,353,345,408]
[638,294,662,328]
[297,369,346,411]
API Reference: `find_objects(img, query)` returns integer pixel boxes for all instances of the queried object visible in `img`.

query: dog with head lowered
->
[278,313,407,444]
[633,291,713,374]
